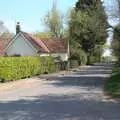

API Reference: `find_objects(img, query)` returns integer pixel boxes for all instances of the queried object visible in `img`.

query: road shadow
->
[0,95,120,120]
[45,76,106,88]
[39,65,112,88]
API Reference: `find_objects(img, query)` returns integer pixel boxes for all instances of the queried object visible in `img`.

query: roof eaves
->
[23,32,50,53]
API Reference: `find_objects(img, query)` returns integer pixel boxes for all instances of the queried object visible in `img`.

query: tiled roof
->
[0,37,12,56]
[40,38,68,53]
[23,32,50,53]
[23,32,68,53]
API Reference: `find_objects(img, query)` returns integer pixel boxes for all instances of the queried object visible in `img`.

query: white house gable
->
[6,34,38,56]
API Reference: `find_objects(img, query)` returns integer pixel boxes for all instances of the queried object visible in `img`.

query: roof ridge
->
[39,38,51,52]
[23,32,50,53]
[37,37,50,53]
[39,38,68,53]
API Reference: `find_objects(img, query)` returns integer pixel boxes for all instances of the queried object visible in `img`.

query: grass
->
[105,67,120,98]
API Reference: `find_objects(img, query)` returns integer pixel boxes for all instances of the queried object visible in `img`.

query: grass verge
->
[105,67,120,98]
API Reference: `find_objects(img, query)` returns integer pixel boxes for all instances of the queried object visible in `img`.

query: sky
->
[0,0,77,33]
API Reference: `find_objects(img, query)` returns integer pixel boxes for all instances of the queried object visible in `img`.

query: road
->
[0,63,120,120]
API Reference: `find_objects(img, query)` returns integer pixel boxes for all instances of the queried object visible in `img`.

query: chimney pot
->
[16,22,20,34]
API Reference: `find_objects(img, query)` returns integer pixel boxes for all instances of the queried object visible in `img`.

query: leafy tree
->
[116,0,120,21]
[34,32,52,38]
[0,21,14,37]
[0,32,14,38]
[75,0,101,11]
[68,0,108,64]
[112,24,120,62]
[0,20,9,33]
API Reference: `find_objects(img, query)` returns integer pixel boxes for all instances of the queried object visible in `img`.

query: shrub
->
[89,56,96,64]
[0,56,56,82]
[70,49,87,66]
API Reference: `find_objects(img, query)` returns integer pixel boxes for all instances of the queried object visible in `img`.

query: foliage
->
[0,32,14,37]
[112,24,120,62]
[116,0,120,19]
[0,20,9,33]
[34,32,52,38]
[92,45,105,62]
[0,56,56,82]
[43,2,64,38]
[75,0,101,11]
[102,56,117,62]
[68,0,108,64]
[70,48,87,65]
[105,67,120,98]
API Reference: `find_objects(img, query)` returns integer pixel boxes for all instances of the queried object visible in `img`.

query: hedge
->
[0,56,56,82]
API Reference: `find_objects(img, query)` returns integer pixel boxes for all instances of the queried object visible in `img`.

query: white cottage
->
[5,23,69,61]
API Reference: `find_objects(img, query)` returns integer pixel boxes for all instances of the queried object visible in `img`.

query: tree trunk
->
[87,54,90,65]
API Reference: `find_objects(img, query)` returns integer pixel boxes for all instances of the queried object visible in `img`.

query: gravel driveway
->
[0,63,120,120]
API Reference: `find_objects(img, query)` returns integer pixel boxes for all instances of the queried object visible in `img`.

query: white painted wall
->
[39,53,50,57]
[40,53,68,61]
[51,53,68,61]
[6,35,38,56]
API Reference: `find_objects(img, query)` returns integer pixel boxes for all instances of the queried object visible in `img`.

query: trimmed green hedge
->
[0,56,56,82]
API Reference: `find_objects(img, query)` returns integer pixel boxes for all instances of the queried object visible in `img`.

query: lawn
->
[105,67,120,98]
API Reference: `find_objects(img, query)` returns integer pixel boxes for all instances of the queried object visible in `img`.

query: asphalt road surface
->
[0,63,120,120]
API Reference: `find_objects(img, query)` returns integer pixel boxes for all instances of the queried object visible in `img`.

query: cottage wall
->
[40,53,68,61]
[6,35,38,56]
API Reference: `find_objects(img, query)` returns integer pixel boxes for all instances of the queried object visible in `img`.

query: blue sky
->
[0,0,77,33]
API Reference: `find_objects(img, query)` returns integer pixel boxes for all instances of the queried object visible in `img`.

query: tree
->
[112,24,120,62]
[116,0,120,21]
[43,1,64,38]
[75,0,101,11]
[34,31,52,38]
[0,20,14,37]
[68,0,108,64]
[111,0,120,63]
[0,32,14,38]
[0,20,9,33]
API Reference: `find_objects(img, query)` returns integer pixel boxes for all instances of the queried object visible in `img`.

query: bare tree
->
[43,0,64,38]
[117,0,120,21]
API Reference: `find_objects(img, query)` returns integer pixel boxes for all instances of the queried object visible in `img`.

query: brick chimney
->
[16,22,20,34]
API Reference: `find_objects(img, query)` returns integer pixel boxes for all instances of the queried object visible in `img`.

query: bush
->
[70,49,87,66]
[0,56,56,82]
[89,56,96,64]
